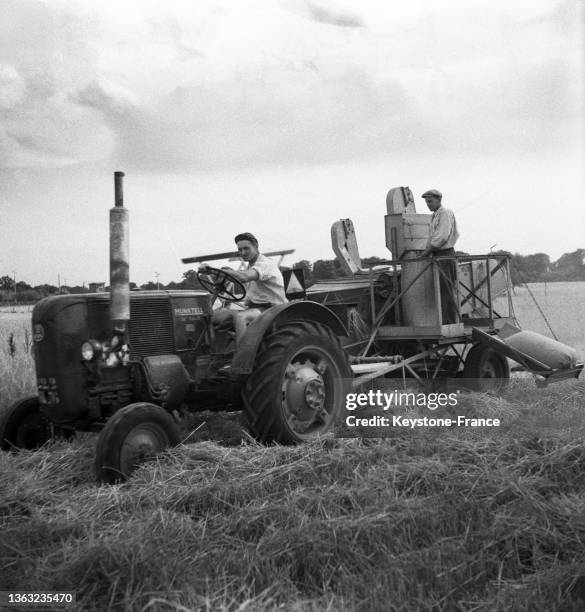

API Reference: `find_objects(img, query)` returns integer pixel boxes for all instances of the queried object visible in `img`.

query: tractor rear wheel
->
[463,344,510,393]
[95,402,181,484]
[243,321,352,443]
[0,396,51,451]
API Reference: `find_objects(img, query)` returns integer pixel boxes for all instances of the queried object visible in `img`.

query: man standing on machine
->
[420,189,460,324]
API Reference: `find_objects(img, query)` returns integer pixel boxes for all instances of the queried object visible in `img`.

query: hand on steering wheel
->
[197,266,247,302]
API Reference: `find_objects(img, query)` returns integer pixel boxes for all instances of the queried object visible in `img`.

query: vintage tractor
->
[0,172,352,483]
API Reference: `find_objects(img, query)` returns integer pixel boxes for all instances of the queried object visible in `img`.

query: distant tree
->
[550,249,585,281]
[0,275,14,291]
[509,252,550,285]
[34,284,59,297]
[16,288,41,303]
[361,255,388,268]
[182,269,204,290]
[291,260,313,284]
[312,258,351,281]
[140,281,158,290]
[68,286,89,294]
[312,259,338,281]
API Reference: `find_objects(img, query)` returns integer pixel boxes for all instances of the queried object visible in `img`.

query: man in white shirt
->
[205,232,288,343]
[420,189,460,323]
[421,189,459,257]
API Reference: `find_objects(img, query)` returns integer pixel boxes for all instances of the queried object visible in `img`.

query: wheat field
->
[510,281,585,358]
[0,284,584,611]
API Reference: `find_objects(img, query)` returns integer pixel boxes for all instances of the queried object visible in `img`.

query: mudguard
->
[230,301,348,378]
[142,355,192,407]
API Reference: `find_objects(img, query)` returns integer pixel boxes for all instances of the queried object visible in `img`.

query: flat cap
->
[421,189,442,199]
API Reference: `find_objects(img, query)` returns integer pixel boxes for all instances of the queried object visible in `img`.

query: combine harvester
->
[308,186,583,392]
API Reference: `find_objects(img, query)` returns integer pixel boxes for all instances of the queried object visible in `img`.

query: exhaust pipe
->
[110,171,130,334]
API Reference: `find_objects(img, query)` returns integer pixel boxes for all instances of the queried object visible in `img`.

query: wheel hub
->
[482,363,497,378]
[120,426,168,474]
[304,378,325,411]
[283,361,328,428]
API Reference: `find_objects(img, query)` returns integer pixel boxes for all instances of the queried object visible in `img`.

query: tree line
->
[1,248,583,304]
[505,249,585,284]
[289,249,585,286]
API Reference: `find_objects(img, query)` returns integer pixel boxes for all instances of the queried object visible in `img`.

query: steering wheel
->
[197,267,247,302]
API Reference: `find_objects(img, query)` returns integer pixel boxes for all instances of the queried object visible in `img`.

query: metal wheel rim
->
[478,352,506,391]
[280,345,342,439]
[119,424,171,476]
[480,360,498,379]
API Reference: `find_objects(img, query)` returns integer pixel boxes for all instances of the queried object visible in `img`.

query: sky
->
[0,0,583,286]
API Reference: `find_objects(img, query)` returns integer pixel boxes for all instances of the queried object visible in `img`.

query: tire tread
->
[243,321,351,443]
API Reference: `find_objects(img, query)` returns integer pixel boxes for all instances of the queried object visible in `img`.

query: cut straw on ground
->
[2,380,585,611]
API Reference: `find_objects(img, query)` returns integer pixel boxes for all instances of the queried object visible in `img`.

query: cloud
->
[0,0,115,167]
[279,0,365,28]
[0,0,581,172]
[0,63,25,109]
[70,65,419,171]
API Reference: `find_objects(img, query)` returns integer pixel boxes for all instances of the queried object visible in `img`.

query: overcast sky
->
[1,0,583,286]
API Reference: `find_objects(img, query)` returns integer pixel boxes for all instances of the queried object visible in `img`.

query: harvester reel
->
[197,267,246,303]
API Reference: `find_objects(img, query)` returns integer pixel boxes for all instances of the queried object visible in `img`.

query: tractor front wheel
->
[95,403,181,484]
[243,321,352,443]
[463,344,510,393]
[0,396,51,451]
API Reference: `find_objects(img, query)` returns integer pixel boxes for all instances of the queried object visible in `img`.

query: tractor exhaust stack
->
[110,171,130,334]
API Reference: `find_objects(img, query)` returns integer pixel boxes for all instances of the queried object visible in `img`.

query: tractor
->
[0,172,352,483]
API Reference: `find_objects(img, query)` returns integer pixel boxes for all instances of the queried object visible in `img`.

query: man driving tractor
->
[199,232,288,343]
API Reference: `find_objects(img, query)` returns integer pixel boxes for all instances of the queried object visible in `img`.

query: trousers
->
[432,248,458,324]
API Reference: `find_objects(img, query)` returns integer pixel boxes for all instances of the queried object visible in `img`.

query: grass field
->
[0,308,35,410]
[0,284,584,611]
[510,282,585,358]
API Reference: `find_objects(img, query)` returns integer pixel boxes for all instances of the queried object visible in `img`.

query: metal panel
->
[385,213,430,258]
[170,295,210,354]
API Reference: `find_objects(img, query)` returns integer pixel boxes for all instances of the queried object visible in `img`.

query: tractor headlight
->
[81,340,102,361]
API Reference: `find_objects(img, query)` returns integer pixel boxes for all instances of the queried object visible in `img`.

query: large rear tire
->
[95,402,181,484]
[243,321,352,443]
[0,396,51,451]
[463,344,510,393]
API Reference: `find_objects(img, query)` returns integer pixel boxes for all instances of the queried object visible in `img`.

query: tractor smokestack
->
[110,171,130,333]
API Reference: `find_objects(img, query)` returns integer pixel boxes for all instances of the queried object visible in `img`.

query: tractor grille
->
[129,297,175,359]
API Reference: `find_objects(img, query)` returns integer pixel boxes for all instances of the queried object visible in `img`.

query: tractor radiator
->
[129,297,175,359]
